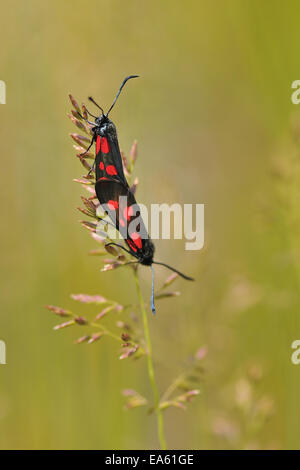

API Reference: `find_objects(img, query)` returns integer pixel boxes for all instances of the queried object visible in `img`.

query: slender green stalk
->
[133,269,167,450]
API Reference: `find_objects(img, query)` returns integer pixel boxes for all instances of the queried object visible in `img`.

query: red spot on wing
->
[131,232,142,249]
[99,161,104,170]
[108,200,119,210]
[106,165,118,176]
[96,136,101,154]
[127,240,137,252]
[101,137,110,154]
[123,206,134,221]
[98,177,109,181]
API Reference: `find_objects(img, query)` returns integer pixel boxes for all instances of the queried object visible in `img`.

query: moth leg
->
[79,134,95,157]
[87,159,96,176]
[77,111,96,127]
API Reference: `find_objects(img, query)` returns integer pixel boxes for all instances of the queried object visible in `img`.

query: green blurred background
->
[2,0,300,449]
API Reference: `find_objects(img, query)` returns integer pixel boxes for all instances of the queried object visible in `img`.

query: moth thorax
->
[98,119,117,139]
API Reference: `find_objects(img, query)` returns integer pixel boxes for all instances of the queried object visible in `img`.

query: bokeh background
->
[1,0,300,450]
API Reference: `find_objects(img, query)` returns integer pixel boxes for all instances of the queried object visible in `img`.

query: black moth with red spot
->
[81,76,194,314]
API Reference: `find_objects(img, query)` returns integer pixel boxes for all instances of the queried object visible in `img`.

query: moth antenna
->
[106,75,139,116]
[106,242,140,260]
[151,265,156,315]
[88,96,105,115]
[152,261,194,281]
[85,106,98,119]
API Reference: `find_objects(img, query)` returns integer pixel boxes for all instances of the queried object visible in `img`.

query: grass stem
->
[134,269,167,450]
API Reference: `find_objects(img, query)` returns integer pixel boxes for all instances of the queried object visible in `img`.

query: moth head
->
[94,113,108,126]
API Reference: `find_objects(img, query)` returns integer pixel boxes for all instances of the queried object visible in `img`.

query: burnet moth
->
[79,76,194,314]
